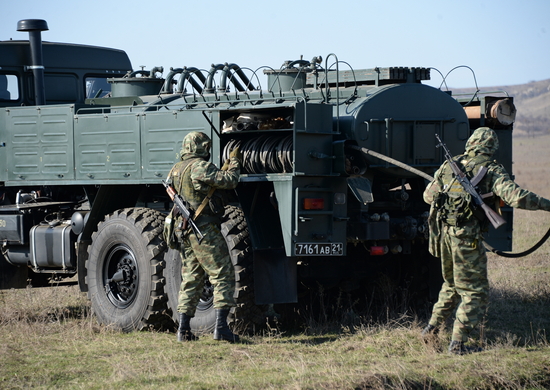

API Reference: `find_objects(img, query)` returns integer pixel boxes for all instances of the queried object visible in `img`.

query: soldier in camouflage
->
[422,127,550,354]
[168,131,242,343]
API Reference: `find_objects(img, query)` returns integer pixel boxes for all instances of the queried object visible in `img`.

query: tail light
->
[370,246,388,256]
[303,198,324,210]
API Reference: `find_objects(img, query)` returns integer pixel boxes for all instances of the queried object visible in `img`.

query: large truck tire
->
[164,205,267,334]
[86,208,168,332]
[164,249,216,333]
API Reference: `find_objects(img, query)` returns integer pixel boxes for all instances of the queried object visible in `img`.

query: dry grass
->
[1,135,550,389]
[485,134,550,350]
[1,294,548,389]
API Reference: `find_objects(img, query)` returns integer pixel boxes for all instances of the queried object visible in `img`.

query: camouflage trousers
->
[428,224,489,342]
[176,222,236,315]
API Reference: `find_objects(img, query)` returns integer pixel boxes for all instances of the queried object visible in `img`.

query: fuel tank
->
[338,82,470,176]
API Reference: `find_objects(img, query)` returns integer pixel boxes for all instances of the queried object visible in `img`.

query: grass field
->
[1,135,550,390]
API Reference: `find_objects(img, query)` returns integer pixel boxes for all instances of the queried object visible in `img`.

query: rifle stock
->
[480,202,507,229]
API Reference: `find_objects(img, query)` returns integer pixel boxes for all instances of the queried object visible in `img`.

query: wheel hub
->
[197,281,214,310]
[104,244,139,309]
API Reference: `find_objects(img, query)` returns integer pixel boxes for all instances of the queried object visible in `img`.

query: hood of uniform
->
[465,127,499,157]
[180,131,211,160]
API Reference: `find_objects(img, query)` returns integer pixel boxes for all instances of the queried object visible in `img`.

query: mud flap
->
[253,249,297,304]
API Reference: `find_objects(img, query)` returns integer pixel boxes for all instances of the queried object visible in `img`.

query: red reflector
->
[370,246,386,256]
[303,198,324,210]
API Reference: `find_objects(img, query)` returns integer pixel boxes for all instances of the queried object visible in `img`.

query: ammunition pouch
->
[435,192,480,227]
[163,206,180,249]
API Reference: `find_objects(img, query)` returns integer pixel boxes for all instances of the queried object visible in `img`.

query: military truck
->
[0,19,516,332]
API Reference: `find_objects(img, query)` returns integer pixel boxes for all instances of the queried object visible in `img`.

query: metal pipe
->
[219,63,242,92]
[464,98,516,126]
[17,19,49,105]
[348,144,434,182]
[162,68,183,93]
[204,64,225,93]
[234,67,255,91]
[150,66,164,77]
[324,53,340,134]
[177,67,205,94]
[219,63,254,92]
[2,246,31,266]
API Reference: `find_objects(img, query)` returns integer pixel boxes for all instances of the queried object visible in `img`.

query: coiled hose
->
[223,135,293,174]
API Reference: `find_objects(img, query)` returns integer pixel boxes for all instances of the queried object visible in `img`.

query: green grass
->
[1,135,550,389]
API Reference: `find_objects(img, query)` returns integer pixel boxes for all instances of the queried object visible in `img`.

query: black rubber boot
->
[421,324,440,349]
[176,313,198,342]
[213,309,240,343]
[448,340,483,355]
[421,324,438,337]
[421,324,439,341]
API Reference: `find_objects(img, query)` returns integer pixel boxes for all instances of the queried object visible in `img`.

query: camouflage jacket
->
[424,127,550,255]
[168,131,240,220]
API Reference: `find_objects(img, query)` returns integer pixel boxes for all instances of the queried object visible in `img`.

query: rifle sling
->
[470,165,495,199]
[194,188,215,219]
[470,165,488,186]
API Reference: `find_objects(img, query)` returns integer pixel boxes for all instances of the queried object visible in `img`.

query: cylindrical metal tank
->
[338,83,470,175]
[109,76,164,97]
[108,69,164,97]
[265,68,307,93]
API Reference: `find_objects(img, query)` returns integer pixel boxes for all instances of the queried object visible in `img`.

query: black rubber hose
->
[484,226,550,258]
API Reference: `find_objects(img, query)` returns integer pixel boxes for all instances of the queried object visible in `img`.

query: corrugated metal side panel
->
[5,105,75,182]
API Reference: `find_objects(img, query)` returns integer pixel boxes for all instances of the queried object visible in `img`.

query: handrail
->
[74,95,305,116]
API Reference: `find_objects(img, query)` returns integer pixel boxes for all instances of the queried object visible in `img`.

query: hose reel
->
[223,135,293,174]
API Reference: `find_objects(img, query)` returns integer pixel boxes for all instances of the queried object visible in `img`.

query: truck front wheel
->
[86,208,167,332]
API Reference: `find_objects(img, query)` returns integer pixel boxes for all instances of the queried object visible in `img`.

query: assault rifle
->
[162,179,205,243]
[435,134,506,229]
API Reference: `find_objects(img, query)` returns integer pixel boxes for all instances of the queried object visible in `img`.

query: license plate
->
[294,243,344,256]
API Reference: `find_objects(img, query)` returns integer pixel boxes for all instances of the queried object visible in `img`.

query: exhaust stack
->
[17,19,49,105]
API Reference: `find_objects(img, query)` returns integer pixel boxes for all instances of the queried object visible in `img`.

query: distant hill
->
[452,79,550,137]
